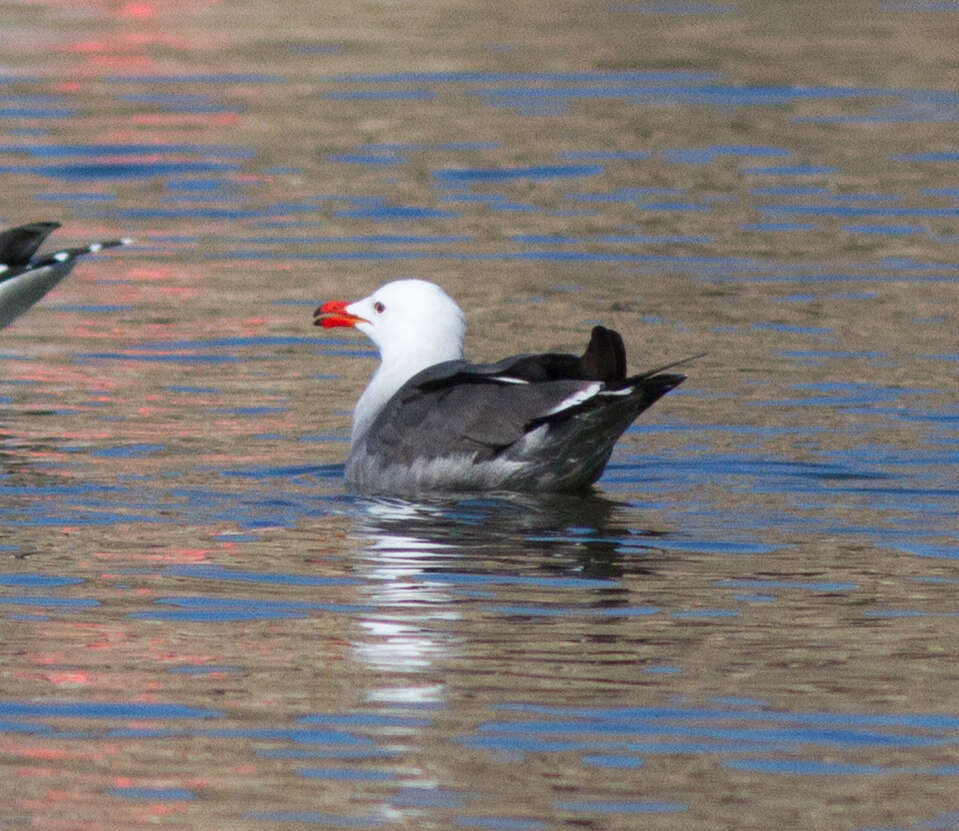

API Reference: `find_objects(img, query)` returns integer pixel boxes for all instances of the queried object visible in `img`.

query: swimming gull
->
[315,278,695,494]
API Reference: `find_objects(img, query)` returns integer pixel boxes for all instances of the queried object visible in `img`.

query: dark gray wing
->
[362,361,598,466]
[359,325,700,470]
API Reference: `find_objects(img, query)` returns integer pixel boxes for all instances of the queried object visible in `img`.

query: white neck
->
[351,339,462,444]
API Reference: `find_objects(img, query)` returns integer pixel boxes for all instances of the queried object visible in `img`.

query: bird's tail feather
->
[627,352,706,385]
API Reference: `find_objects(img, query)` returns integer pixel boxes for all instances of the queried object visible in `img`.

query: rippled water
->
[1,2,958,829]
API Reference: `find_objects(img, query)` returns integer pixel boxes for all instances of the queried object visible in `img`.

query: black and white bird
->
[315,279,695,495]
[0,221,131,330]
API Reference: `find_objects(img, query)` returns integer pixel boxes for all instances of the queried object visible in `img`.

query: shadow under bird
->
[0,221,131,330]
[315,278,699,495]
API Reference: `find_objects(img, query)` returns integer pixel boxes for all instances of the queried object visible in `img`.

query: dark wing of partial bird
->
[0,222,61,271]
[0,222,130,329]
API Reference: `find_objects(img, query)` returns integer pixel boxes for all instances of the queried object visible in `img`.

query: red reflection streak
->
[44,672,91,687]
[16,792,188,825]
[2,738,121,766]
[43,0,227,87]
[118,268,200,302]
[63,40,112,54]
[57,21,200,56]
[8,362,117,389]
[8,670,88,686]
[155,285,199,300]
[119,2,156,18]
[82,639,122,651]
[94,548,210,563]
[117,267,173,284]
[10,746,74,761]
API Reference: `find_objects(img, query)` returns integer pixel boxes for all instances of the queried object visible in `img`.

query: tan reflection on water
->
[0,0,957,829]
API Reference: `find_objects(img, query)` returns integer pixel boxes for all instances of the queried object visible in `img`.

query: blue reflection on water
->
[129,595,373,622]
[0,143,252,158]
[760,204,959,217]
[335,203,456,220]
[461,703,959,773]
[0,106,72,119]
[744,165,839,176]
[164,563,361,586]
[325,89,435,101]
[0,700,221,718]
[3,162,243,180]
[433,165,602,182]
[297,767,397,780]
[0,574,83,587]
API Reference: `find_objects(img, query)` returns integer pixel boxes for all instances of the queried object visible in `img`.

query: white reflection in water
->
[350,499,463,677]
[367,684,446,704]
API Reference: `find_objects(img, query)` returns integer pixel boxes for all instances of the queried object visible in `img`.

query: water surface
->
[0,2,957,829]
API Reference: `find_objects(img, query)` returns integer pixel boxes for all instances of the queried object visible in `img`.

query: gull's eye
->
[373,301,385,314]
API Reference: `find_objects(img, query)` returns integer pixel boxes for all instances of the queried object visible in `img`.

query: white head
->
[315,279,466,440]
[317,278,465,366]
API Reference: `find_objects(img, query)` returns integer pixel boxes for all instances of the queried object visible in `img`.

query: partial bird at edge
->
[0,221,132,331]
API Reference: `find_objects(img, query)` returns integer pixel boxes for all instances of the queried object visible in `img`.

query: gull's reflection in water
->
[346,492,670,703]
[353,491,667,577]
[350,498,463,701]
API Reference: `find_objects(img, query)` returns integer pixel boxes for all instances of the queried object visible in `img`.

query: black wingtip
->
[581,325,627,383]
[653,372,687,394]
[615,371,686,419]
[0,221,62,267]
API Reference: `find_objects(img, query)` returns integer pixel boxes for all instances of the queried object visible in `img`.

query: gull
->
[316,279,695,494]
